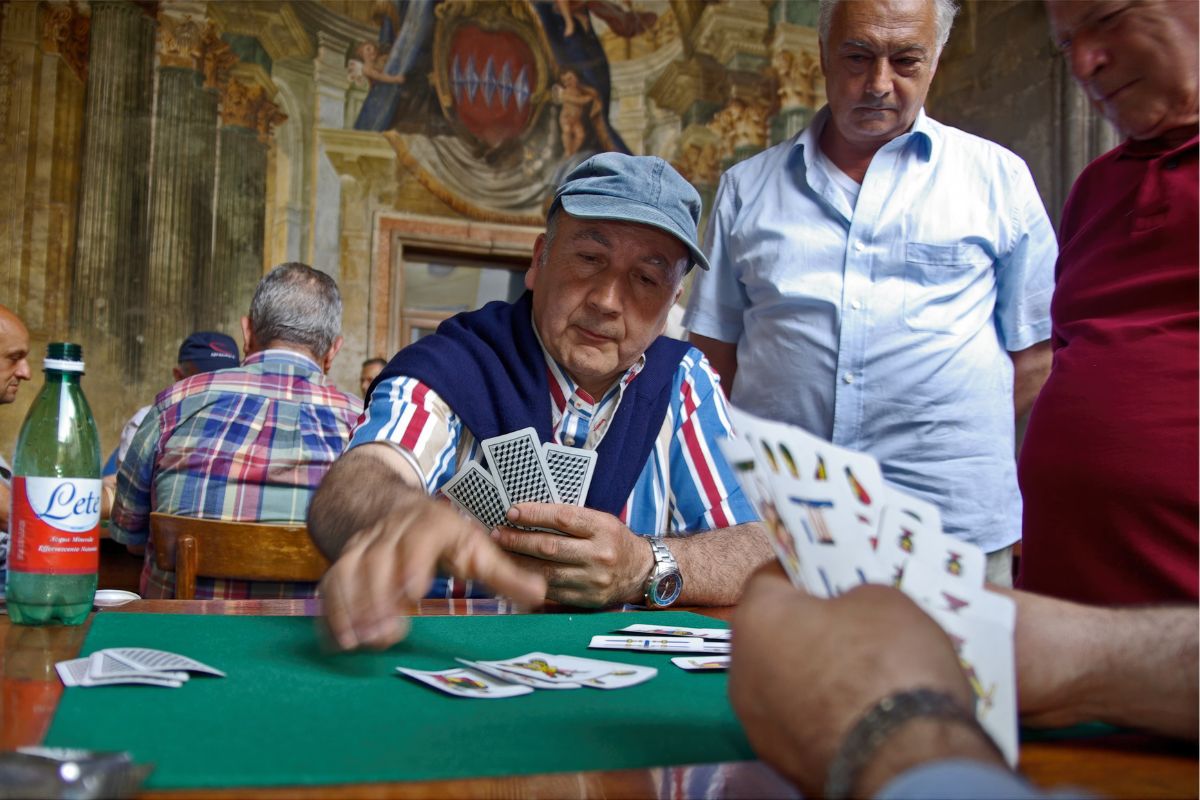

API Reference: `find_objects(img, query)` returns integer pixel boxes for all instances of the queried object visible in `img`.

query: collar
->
[794,105,939,173]
[1119,126,1199,161]
[531,319,645,407]
[243,349,324,374]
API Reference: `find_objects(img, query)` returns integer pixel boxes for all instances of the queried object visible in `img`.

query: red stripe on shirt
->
[680,379,731,529]
[546,364,567,414]
[400,382,431,452]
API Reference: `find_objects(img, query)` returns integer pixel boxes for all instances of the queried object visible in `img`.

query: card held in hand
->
[441,461,509,530]
[542,442,597,506]
[482,427,560,507]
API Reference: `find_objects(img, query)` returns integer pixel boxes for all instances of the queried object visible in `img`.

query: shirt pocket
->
[903,242,991,334]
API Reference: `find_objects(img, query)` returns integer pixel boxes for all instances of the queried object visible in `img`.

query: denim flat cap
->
[552,152,710,271]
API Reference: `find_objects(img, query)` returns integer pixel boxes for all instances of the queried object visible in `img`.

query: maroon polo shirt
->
[1017,129,1199,605]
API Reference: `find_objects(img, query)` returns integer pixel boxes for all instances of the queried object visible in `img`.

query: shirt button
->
[1164,157,1180,170]
[853,240,865,252]
[843,372,855,384]
[851,299,863,310]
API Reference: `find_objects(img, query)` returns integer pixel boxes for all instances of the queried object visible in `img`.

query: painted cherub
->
[553,69,603,157]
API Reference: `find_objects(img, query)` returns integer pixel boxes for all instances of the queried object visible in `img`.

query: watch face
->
[652,572,682,606]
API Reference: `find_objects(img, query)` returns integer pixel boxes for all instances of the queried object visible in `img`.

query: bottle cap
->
[44,342,85,373]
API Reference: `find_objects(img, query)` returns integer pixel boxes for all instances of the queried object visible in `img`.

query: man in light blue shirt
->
[684,0,1056,571]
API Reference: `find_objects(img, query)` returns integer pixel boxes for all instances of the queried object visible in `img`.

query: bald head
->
[0,305,31,404]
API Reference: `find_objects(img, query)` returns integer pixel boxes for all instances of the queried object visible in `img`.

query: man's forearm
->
[1014,590,1199,739]
[671,522,772,606]
[308,444,426,560]
[1010,342,1051,418]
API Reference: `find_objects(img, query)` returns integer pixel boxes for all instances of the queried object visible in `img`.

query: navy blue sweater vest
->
[371,293,690,515]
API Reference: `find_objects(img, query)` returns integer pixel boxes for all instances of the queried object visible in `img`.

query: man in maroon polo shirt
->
[1018,1,1198,604]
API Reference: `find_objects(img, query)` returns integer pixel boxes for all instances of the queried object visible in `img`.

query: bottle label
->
[9,476,101,574]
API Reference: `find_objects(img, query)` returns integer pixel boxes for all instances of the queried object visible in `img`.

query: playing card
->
[925,590,1018,766]
[588,635,728,654]
[773,476,884,597]
[396,666,533,698]
[482,651,598,687]
[482,427,560,507]
[441,461,509,530]
[55,657,186,688]
[875,486,945,590]
[614,623,731,641]
[542,654,657,689]
[454,658,581,689]
[671,655,730,671]
[99,648,225,677]
[823,446,887,541]
[542,443,596,506]
[904,533,987,614]
[86,651,190,684]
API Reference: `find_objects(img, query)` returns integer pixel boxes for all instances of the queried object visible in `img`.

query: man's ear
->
[323,335,344,374]
[240,316,254,356]
[526,233,547,291]
[172,365,185,382]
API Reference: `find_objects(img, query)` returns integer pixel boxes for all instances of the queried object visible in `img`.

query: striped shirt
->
[110,350,362,599]
[351,343,757,564]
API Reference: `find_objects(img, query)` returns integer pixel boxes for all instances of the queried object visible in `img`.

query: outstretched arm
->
[1010,588,1198,739]
[309,443,545,650]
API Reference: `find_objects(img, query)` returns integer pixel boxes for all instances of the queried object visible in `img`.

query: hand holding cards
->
[723,407,1019,764]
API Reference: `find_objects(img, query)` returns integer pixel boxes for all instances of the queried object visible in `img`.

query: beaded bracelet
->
[824,687,1001,800]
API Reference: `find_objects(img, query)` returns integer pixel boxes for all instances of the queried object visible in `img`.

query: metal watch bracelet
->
[824,687,1002,800]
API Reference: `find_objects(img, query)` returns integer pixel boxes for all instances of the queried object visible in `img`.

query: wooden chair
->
[149,512,330,600]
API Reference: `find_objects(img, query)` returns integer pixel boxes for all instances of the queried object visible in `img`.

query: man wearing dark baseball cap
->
[310,152,772,651]
[176,331,240,374]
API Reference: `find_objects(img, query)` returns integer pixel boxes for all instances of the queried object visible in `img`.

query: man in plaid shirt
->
[110,263,361,599]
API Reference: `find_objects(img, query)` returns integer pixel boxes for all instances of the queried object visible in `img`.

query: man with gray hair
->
[685,0,1058,582]
[110,263,361,599]
[309,153,771,651]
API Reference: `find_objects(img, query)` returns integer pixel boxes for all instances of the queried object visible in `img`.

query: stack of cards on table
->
[590,623,731,667]
[721,407,1019,765]
[56,648,225,688]
[440,426,596,531]
[397,651,655,698]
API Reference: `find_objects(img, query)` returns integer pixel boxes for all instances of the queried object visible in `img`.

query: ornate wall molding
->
[156,12,205,70]
[41,1,91,84]
[219,77,287,141]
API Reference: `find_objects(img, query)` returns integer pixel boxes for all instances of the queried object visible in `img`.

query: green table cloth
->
[44,610,754,789]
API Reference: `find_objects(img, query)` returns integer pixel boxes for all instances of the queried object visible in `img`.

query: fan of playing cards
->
[721,407,1019,765]
[441,426,596,530]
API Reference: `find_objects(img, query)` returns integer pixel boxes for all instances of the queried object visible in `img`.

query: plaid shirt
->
[110,350,361,599]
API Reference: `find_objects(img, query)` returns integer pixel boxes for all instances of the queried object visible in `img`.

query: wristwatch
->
[642,538,683,608]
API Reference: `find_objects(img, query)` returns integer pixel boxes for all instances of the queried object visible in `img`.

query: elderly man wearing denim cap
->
[310,153,771,650]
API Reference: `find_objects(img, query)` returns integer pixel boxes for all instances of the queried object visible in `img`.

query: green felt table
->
[44,610,754,790]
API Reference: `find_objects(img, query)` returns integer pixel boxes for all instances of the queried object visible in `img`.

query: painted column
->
[144,9,235,371]
[69,0,154,378]
[311,30,351,281]
[212,76,286,334]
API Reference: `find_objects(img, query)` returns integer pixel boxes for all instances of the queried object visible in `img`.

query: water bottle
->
[7,343,101,625]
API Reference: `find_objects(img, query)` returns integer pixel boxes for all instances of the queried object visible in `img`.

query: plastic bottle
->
[7,342,101,625]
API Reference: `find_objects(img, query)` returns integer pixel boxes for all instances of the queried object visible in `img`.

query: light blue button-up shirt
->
[684,107,1056,551]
